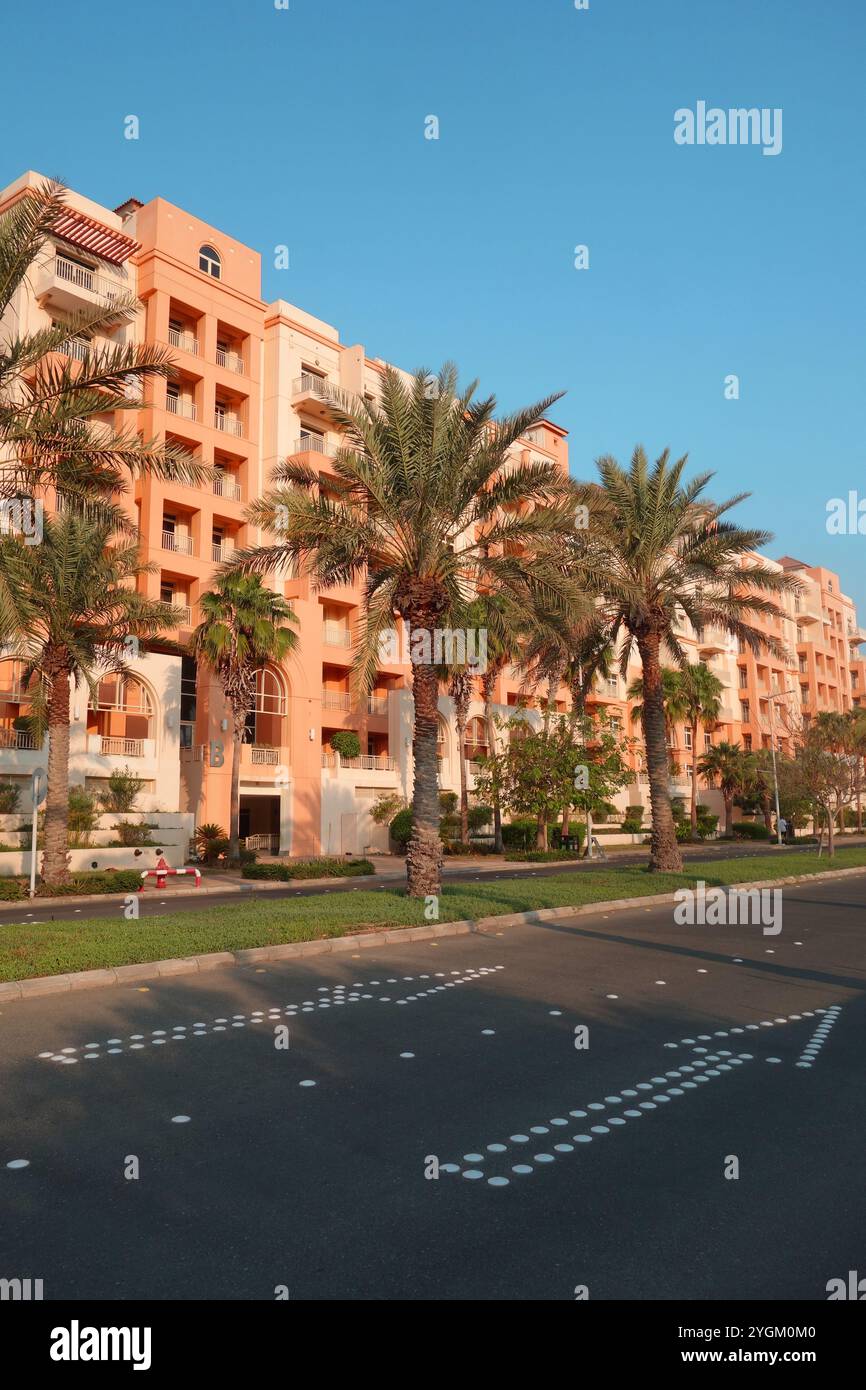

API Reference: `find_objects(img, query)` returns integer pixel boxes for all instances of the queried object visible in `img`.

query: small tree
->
[99,765,144,814]
[330,730,361,761]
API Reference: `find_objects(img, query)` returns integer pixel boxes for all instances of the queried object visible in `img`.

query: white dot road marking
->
[441,1053,758,1186]
[6,1159,29,1169]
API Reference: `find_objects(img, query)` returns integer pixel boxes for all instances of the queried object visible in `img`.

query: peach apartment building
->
[1,169,864,856]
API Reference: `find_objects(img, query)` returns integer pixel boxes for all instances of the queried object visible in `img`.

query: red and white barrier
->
[139,856,201,891]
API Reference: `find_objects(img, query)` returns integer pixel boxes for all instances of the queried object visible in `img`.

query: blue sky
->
[3,0,865,611]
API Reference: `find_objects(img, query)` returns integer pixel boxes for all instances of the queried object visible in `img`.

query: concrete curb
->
[2,862,864,1005]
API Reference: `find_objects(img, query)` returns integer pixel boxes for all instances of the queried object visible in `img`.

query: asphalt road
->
[1,872,864,1300]
[0,839,853,926]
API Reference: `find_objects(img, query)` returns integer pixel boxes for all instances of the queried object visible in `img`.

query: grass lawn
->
[2,847,865,983]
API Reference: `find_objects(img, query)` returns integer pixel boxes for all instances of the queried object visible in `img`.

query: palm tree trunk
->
[690,716,699,834]
[457,729,469,843]
[406,657,443,897]
[229,709,244,862]
[826,801,835,858]
[482,670,503,853]
[637,634,682,872]
[724,792,734,837]
[42,669,71,885]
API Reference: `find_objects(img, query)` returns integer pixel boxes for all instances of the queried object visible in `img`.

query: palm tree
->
[192,573,297,862]
[235,362,579,896]
[697,741,749,838]
[574,447,795,871]
[667,664,724,834]
[0,179,208,634]
[0,515,179,884]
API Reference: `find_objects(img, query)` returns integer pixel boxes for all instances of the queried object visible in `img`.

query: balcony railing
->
[162,531,194,555]
[99,736,144,758]
[216,346,244,373]
[339,754,396,772]
[293,435,333,457]
[292,373,342,404]
[367,695,388,714]
[321,751,336,768]
[322,690,352,711]
[166,394,196,421]
[214,412,244,436]
[53,255,127,305]
[323,621,352,647]
[60,336,90,361]
[168,326,199,354]
[172,604,192,627]
[212,543,230,564]
[213,474,242,501]
[0,728,38,750]
[244,833,279,852]
[246,745,279,765]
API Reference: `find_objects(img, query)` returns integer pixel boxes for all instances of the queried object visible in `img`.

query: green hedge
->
[506,848,582,863]
[732,821,771,840]
[0,869,146,900]
[242,858,375,881]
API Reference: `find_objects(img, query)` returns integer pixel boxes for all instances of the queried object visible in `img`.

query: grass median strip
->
[2,847,865,983]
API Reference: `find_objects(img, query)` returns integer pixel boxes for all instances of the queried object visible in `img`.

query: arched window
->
[464,716,488,759]
[198,244,221,279]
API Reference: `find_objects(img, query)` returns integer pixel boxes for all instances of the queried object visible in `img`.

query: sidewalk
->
[8,837,864,912]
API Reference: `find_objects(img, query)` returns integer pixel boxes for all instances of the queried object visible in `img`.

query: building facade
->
[1,170,864,854]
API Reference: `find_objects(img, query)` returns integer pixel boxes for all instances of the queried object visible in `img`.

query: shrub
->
[506,849,582,863]
[548,821,586,850]
[389,807,414,850]
[112,821,156,847]
[37,869,143,897]
[330,731,361,760]
[501,818,538,851]
[68,789,97,847]
[0,782,21,814]
[733,821,771,840]
[468,805,493,833]
[439,790,458,816]
[592,801,618,825]
[0,877,26,900]
[99,766,144,813]
[242,858,375,881]
[441,840,497,856]
[696,808,719,839]
[195,823,227,862]
[371,792,407,825]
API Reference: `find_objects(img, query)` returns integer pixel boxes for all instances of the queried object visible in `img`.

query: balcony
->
[216,346,244,374]
[213,473,242,501]
[696,626,729,656]
[339,755,396,772]
[98,735,144,758]
[367,695,389,714]
[323,621,352,648]
[172,605,193,627]
[322,690,352,711]
[244,745,279,765]
[162,531,194,556]
[291,374,346,421]
[166,394,196,422]
[0,728,38,750]
[214,411,244,437]
[37,254,130,318]
[212,542,233,564]
[292,435,335,459]
[168,326,199,355]
[58,336,90,362]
